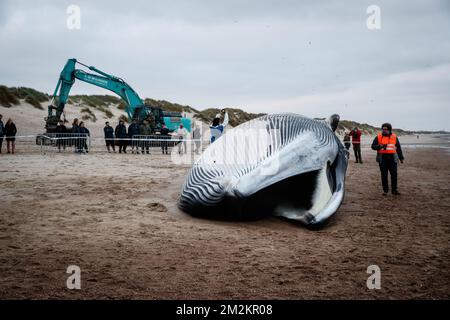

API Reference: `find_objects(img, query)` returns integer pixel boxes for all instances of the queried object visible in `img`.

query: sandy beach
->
[1,0,449,303]
[0,134,449,299]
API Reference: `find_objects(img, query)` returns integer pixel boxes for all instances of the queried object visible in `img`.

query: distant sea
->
[401,134,450,152]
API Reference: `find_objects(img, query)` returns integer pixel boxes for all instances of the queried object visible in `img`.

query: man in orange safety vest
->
[371,123,404,196]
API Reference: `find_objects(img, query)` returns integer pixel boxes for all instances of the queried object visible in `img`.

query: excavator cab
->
[131,105,164,132]
[132,105,191,133]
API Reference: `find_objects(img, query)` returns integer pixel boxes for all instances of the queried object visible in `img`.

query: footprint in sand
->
[146,202,167,212]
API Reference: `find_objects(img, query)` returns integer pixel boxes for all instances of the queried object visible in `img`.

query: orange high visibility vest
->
[377,133,397,154]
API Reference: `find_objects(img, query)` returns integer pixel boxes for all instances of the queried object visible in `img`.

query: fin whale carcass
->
[178,113,348,226]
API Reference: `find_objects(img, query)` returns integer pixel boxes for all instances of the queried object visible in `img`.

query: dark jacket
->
[146,113,156,130]
[343,133,350,143]
[71,124,80,134]
[56,124,68,134]
[140,123,153,136]
[160,127,170,136]
[0,120,4,137]
[80,127,90,136]
[371,134,404,162]
[5,122,17,137]
[104,126,114,139]
[115,123,127,139]
[128,123,140,137]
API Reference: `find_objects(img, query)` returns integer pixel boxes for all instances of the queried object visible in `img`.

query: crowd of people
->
[54,118,90,153]
[103,119,185,155]
[99,110,227,155]
[0,113,202,156]
[52,117,189,155]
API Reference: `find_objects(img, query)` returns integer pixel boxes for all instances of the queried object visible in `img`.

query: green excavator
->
[44,58,191,133]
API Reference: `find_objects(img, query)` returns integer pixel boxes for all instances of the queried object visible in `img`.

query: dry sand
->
[0,133,449,299]
[1,101,449,299]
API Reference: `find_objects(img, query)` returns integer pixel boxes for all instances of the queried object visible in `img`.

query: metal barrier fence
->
[110,135,203,155]
[38,133,91,154]
[0,135,38,154]
[127,135,202,154]
[32,133,204,155]
[0,133,206,156]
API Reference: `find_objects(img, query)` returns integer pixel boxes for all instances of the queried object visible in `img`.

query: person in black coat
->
[79,121,90,153]
[4,118,17,154]
[71,118,80,133]
[160,123,170,155]
[104,121,115,153]
[71,118,81,153]
[115,120,128,153]
[0,114,4,153]
[128,119,141,154]
[55,120,68,152]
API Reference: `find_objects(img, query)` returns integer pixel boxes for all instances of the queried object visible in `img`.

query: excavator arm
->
[46,58,153,131]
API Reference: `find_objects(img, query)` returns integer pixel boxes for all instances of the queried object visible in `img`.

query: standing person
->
[192,123,202,154]
[128,119,140,154]
[71,118,81,153]
[371,123,404,196]
[0,114,4,153]
[147,112,156,133]
[55,120,68,152]
[160,123,170,155]
[4,118,17,154]
[115,120,128,154]
[176,123,188,155]
[79,122,90,153]
[343,131,351,151]
[350,126,363,163]
[140,119,152,154]
[104,121,115,153]
[210,109,229,143]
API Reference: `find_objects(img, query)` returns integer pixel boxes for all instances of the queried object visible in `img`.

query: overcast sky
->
[0,0,449,130]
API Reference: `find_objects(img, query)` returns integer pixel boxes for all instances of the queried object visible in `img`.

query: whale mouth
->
[197,166,333,221]
[183,165,338,222]
[240,170,319,216]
